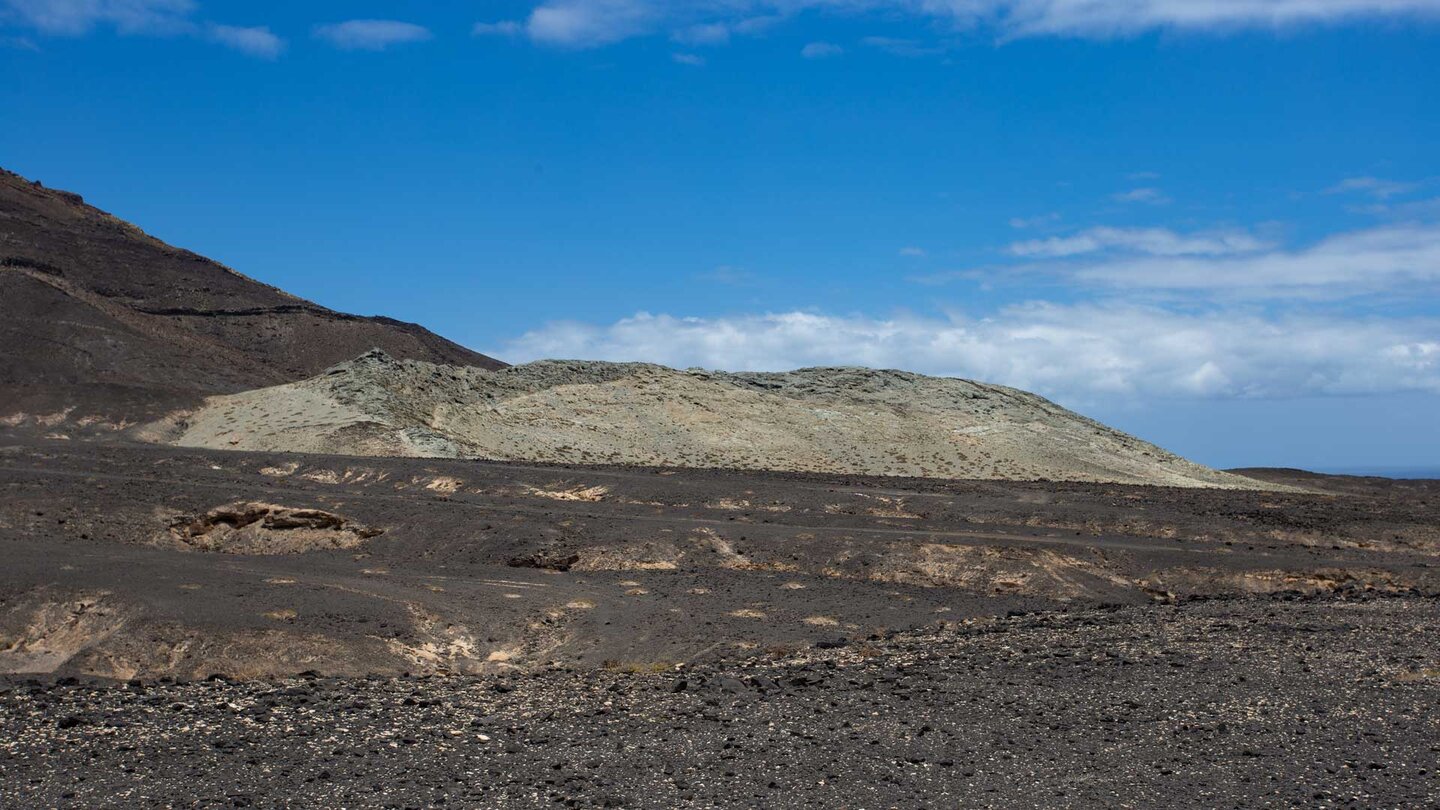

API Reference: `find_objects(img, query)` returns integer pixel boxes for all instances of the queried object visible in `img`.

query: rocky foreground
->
[2,438,1436,807]
[3,598,1437,808]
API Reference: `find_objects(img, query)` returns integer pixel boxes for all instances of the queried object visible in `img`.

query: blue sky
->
[3,1,1439,472]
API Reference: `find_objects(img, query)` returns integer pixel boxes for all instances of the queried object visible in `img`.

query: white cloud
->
[696,266,757,285]
[673,21,731,44]
[861,35,943,56]
[672,51,706,65]
[10,0,1437,51]
[675,15,779,44]
[1111,187,1170,205]
[730,15,783,38]
[988,0,1440,37]
[899,246,927,257]
[1354,196,1440,220]
[1326,176,1419,200]
[1067,222,1440,295]
[1008,212,1060,229]
[207,23,282,58]
[314,19,431,51]
[497,306,1440,401]
[473,20,523,36]
[0,1,281,57]
[1,0,194,35]
[801,40,842,57]
[494,1,1440,48]
[524,0,657,46]
[1008,226,1270,258]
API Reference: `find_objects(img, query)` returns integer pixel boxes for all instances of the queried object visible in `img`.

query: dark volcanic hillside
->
[0,168,504,424]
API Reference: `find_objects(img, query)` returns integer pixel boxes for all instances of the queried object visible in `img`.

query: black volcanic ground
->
[3,597,1436,808]
[2,435,1438,806]
[2,435,1437,676]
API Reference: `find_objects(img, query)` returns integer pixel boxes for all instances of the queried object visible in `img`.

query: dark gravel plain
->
[2,437,1438,679]
[4,597,1437,809]
[2,438,1438,807]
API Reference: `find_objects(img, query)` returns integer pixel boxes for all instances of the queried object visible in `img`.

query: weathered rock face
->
[165,502,382,554]
[0,590,130,674]
[155,350,1263,488]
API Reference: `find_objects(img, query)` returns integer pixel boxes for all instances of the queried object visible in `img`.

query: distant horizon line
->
[1249,465,1440,480]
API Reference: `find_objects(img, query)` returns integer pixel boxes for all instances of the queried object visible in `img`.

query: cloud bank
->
[475,0,1440,48]
[1007,226,1271,258]
[1,0,194,35]
[499,212,1440,405]
[498,307,1440,402]
[801,40,842,57]
[206,23,282,58]
[0,0,282,56]
[1067,223,1440,296]
[314,20,431,51]
[913,222,1440,300]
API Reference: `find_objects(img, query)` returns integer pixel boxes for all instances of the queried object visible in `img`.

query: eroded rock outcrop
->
[0,590,129,674]
[166,502,382,554]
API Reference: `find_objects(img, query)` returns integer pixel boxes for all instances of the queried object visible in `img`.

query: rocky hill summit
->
[153,349,1261,488]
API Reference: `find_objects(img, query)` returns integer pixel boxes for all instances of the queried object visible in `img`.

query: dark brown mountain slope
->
[0,168,503,423]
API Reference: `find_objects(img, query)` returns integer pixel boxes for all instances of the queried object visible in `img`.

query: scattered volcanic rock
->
[156,349,1266,487]
[4,599,1439,808]
[0,167,504,426]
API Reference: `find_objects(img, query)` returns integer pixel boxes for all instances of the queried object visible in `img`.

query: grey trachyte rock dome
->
[151,349,1269,489]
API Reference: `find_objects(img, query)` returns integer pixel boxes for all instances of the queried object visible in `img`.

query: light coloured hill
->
[147,350,1265,488]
